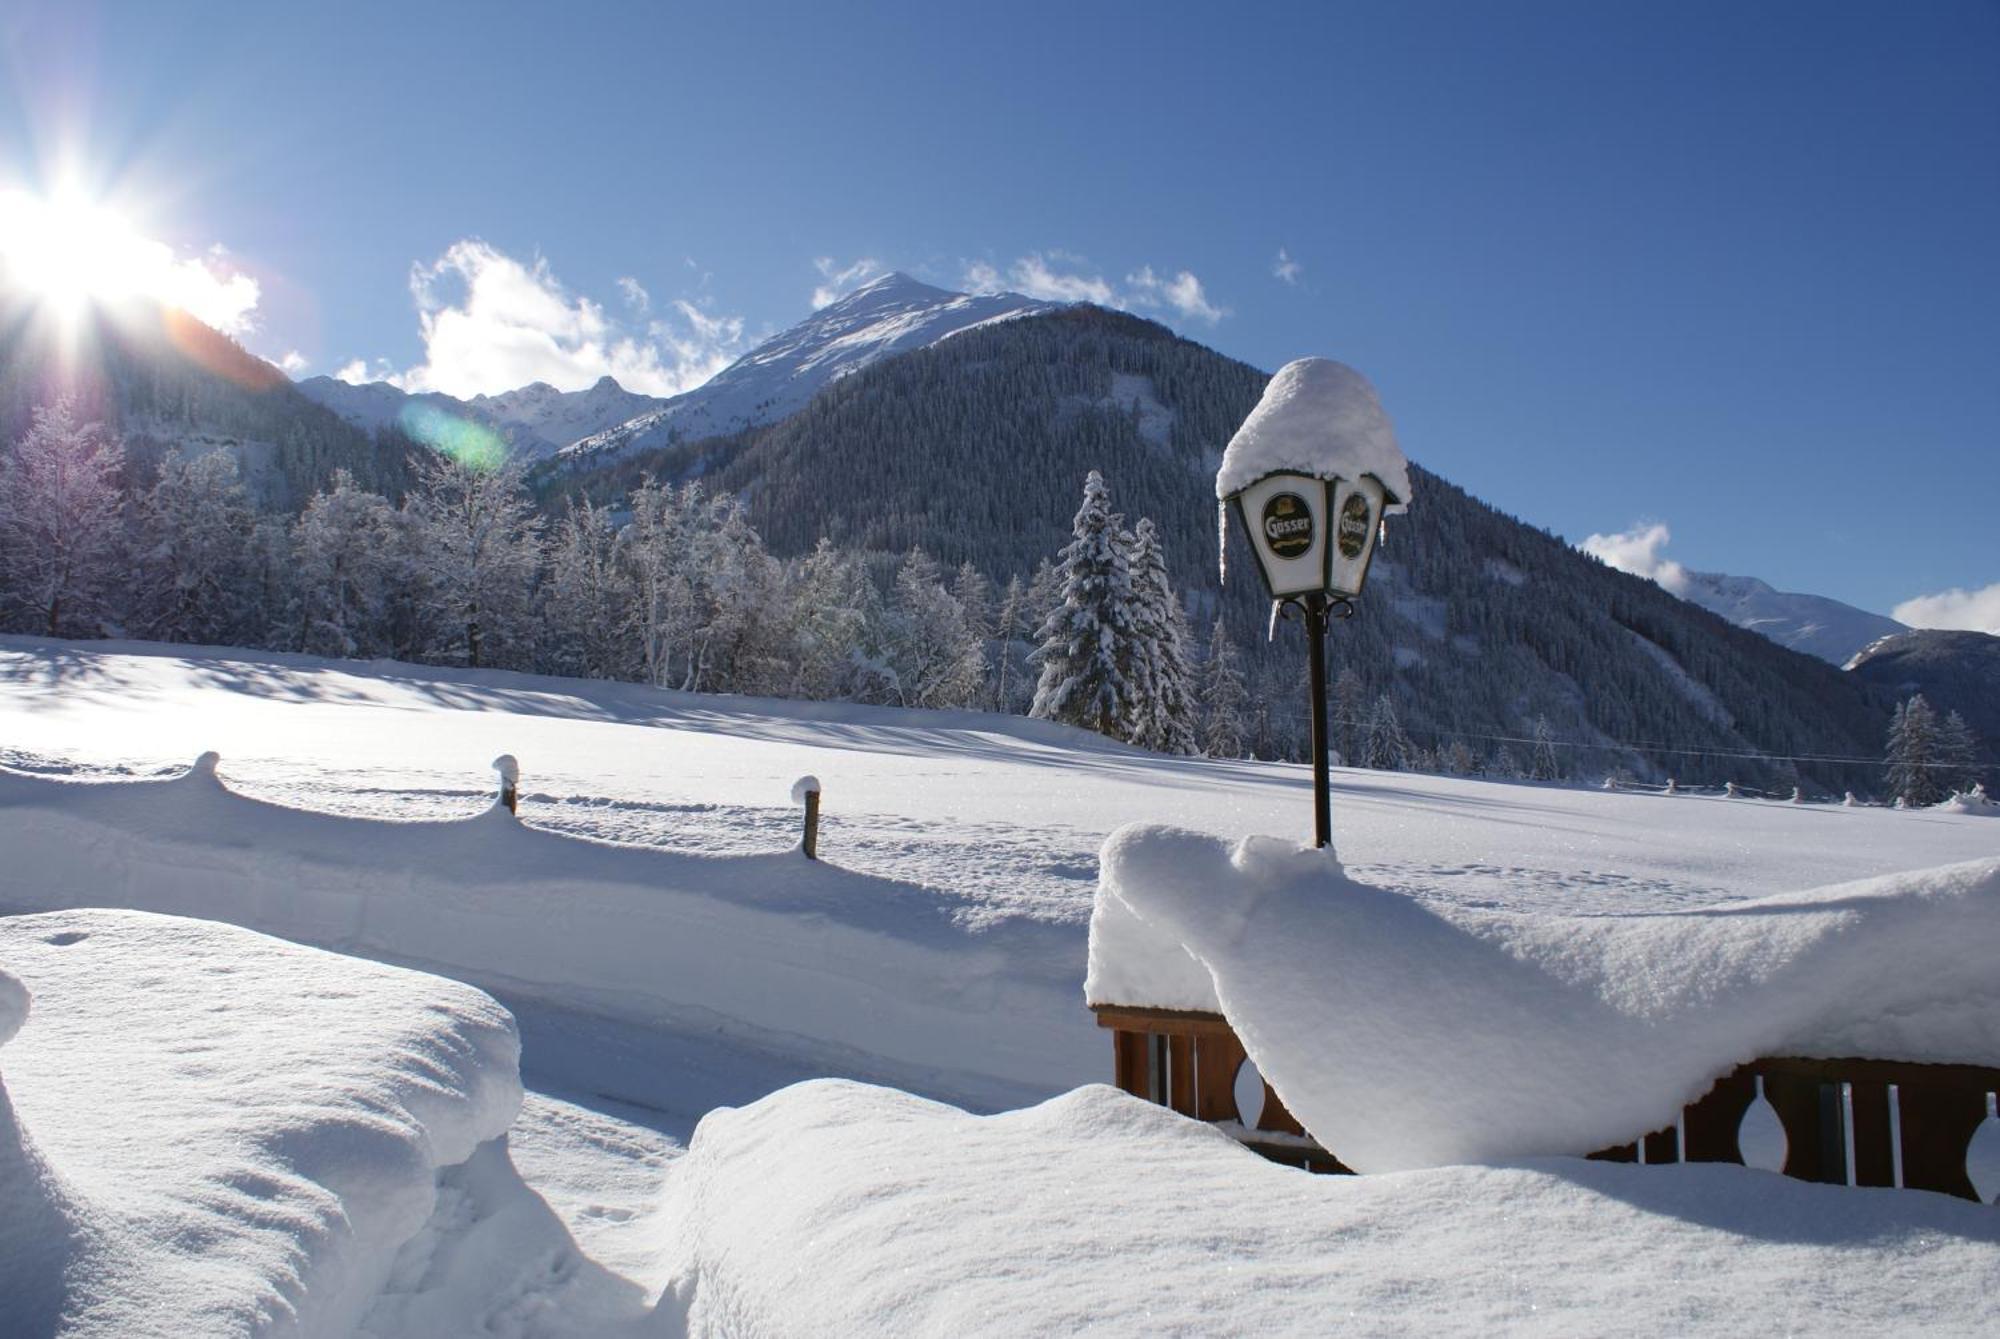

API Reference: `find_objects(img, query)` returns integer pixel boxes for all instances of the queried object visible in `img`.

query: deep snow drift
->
[659,1078,2000,1336]
[0,909,520,1337]
[0,752,1091,1108]
[1092,825,2000,1171]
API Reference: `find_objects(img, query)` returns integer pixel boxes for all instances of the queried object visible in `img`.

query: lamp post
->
[1217,359,1410,849]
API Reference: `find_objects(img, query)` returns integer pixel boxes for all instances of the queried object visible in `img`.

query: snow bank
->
[654,1078,2000,1336]
[1214,357,1411,506]
[0,908,521,1337]
[0,962,87,1339]
[0,757,1094,1105]
[1092,824,2000,1171]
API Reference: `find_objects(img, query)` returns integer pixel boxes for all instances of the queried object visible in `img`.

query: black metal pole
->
[1304,593,1331,848]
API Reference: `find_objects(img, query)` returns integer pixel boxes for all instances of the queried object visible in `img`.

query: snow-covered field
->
[4,635,1999,1335]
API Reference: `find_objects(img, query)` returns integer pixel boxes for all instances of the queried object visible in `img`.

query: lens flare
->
[397,402,507,471]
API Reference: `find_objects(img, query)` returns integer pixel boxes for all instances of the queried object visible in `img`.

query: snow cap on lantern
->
[1216,358,1411,601]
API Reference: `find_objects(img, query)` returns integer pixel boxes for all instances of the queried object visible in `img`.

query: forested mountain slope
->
[1849,630,2000,766]
[547,305,1896,792]
[0,294,419,505]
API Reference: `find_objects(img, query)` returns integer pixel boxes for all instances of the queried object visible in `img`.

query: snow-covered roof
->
[1215,357,1412,508]
[1090,822,2000,1173]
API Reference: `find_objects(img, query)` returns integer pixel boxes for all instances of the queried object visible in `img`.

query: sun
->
[0,187,162,321]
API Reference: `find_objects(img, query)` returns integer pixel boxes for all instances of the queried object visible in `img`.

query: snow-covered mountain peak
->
[1673,568,1905,666]
[553,275,1059,466]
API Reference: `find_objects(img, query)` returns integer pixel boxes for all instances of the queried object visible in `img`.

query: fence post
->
[792,775,822,859]
[493,754,519,816]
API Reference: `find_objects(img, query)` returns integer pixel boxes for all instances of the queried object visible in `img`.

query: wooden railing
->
[1093,1005,2000,1200]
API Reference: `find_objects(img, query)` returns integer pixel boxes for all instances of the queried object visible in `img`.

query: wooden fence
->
[1093,1005,2000,1200]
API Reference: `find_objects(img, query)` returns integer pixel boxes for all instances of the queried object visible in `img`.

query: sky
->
[0,0,1995,624]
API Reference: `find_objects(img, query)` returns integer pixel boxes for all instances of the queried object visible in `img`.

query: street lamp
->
[1217,358,1412,849]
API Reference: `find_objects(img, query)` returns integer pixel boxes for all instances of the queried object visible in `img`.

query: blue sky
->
[1,0,1995,621]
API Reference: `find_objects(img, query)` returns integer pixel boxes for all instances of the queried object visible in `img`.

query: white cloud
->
[616,276,650,314]
[334,357,399,386]
[1893,582,2000,635]
[1126,265,1227,323]
[1579,521,1689,594]
[812,256,885,309]
[372,239,745,398]
[1273,247,1302,285]
[961,252,1226,324]
[276,350,309,376]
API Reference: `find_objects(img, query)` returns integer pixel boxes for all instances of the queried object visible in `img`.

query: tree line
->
[1,397,1980,801]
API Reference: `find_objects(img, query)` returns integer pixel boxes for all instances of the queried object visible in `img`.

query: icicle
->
[1216,500,1230,585]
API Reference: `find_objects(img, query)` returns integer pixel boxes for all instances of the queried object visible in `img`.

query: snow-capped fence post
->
[493,755,519,816]
[793,775,822,859]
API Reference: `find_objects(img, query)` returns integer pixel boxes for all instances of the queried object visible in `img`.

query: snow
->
[0,752,1091,1106]
[6,636,2000,1330]
[789,773,820,804]
[557,274,1054,467]
[1675,570,1906,667]
[0,908,520,1337]
[656,1078,2000,1336]
[1093,823,2000,1171]
[1215,357,1413,507]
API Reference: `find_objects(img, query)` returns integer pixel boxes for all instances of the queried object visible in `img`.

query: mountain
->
[545,302,1897,793]
[1847,629,2000,764]
[295,373,667,461]
[0,293,418,507]
[546,272,1054,469]
[1669,571,1905,666]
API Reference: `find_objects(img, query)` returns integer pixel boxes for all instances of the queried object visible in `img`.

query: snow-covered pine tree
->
[290,468,398,658]
[887,548,984,709]
[132,449,257,645]
[1126,518,1199,754]
[1530,714,1562,781]
[1939,709,1981,794]
[1031,471,1139,740]
[1885,694,1949,807]
[0,397,127,637]
[404,454,544,670]
[1199,616,1248,759]
[1362,694,1412,770]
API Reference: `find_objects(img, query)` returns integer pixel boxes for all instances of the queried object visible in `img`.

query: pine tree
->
[1530,714,1562,781]
[1885,694,1949,807]
[1362,694,1412,770]
[1939,709,1981,794]
[1199,617,1249,759]
[1031,471,1139,740]
[1125,518,1198,754]
[0,397,127,637]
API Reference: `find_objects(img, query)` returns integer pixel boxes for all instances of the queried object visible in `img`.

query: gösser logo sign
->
[1337,491,1372,560]
[1261,492,1314,559]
